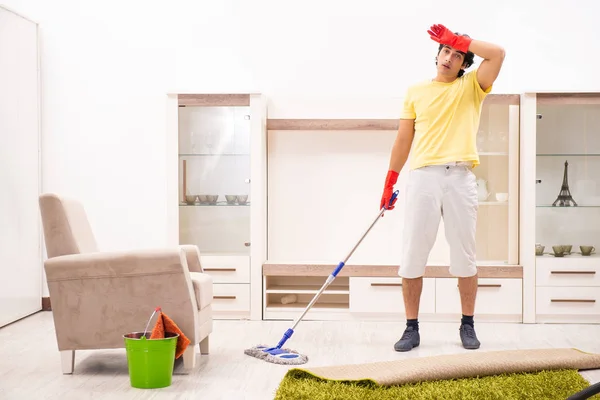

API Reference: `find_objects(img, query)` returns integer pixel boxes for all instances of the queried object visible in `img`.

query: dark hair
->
[436,32,475,77]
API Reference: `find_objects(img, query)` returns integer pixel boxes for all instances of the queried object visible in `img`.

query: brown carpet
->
[291,348,600,386]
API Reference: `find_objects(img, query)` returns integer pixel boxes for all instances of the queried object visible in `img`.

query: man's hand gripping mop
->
[244,190,399,365]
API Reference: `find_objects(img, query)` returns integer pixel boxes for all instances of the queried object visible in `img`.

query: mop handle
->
[289,190,399,330]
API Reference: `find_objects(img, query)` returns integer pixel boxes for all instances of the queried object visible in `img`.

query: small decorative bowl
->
[185,195,197,205]
[206,195,219,205]
[225,195,237,204]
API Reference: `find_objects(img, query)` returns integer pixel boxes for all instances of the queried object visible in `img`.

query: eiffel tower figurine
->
[552,160,578,207]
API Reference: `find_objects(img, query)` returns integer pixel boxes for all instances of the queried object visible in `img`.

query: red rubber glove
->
[380,170,399,211]
[427,24,472,53]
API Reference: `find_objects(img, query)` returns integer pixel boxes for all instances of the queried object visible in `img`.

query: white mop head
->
[244,345,309,365]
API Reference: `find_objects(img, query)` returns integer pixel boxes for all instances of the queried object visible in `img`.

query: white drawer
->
[536,257,600,286]
[536,286,600,316]
[200,255,249,284]
[349,277,435,314]
[435,278,522,315]
[212,283,250,313]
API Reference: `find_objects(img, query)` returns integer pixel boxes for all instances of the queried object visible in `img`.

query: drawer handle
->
[456,284,502,288]
[550,271,596,275]
[204,268,237,272]
[213,295,237,300]
[370,283,402,287]
[551,299,596,303]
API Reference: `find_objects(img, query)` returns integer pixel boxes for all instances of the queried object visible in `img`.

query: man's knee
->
[398,265,426,279]
[450,264,478,278]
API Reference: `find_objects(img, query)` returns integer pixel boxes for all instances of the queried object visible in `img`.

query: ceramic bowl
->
[225,195,237,204]
[206,195,219,205]
[495,192,508,202]
[185,195,197,205]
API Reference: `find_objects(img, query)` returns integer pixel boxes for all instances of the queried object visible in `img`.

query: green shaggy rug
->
[274,348,600,399]
[275,368,597,399]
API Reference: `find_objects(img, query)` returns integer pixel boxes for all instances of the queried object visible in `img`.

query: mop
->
[244,190,399,365]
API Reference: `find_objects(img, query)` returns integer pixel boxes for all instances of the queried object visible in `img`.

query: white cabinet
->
[167,93,267,320]
[521,92,600,323]
[262,264,521,322]
[349,277,436,316]
[0,6,42,327]
[535,256,600,323]
[434,278,522,321]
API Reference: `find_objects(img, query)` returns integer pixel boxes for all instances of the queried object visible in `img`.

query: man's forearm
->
[468,39,505,61]
[389,140,411,173]
[388,119,414,172]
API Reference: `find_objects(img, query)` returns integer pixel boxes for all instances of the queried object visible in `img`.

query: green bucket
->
[123,331,179,389]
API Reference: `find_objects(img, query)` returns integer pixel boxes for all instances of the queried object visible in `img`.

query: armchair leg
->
[61,350,75,374]
[200,335,209,355]
[182,346,196,371]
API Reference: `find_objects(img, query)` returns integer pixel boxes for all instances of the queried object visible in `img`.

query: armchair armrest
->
[179,245,203,273]
[44,248,188,282]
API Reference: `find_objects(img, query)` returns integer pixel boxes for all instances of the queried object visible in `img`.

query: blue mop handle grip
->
[332,261,345,277]
[386,189,399,210]
[276,328,294,349]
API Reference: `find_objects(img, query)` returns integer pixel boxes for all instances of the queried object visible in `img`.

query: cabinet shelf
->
[179,153,250,157]
[265,284,350,294]
[266,302,348,310]
[536,154,600,157]
[480,201,508,206]
[180,203,250,207]
[536,205,600,208]
[536,253,599,259]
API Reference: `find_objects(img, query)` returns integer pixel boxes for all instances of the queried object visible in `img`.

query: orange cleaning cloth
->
[150,312,191,359]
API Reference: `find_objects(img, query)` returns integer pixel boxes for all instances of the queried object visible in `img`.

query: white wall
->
[2,0,598,295]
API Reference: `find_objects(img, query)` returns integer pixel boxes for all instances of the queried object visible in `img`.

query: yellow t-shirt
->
[400,68,491,170]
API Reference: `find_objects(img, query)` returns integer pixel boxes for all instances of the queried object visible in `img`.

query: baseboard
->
[42,297,51,311]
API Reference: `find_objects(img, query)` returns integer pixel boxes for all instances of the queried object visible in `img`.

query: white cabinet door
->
[0,6,41,327]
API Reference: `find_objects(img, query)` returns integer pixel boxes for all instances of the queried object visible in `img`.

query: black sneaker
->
[394,326,420,352]
[459,324,480,349]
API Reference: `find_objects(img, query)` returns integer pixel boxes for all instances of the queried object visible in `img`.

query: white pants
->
[398,163,478,278]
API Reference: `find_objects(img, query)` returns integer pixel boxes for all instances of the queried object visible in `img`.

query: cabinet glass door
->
[535,93,600,259]
[178,105,251,255]
[473,95,520,265]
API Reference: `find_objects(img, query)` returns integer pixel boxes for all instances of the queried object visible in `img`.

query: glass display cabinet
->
[178,104,252,255]
[472,95,520,266]
[532,92,600,323]
[172,93,266,321]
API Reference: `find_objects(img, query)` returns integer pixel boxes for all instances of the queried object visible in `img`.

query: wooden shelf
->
[266,302,348,310]
[265,284,349,294]
[177,94,250,107]
[262,262,523,278]
[537,93,600,105]
[267,119,397,131]
[265,95,519,131]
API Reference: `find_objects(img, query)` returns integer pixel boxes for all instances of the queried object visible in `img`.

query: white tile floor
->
[1,312,599,399]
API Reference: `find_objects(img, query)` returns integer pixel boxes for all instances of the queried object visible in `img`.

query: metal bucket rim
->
[123,331,180,340]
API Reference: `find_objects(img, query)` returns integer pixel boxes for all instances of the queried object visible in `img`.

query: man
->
[380,24,505,352]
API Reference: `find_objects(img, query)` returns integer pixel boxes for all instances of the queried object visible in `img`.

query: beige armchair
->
[38,193,213,374]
